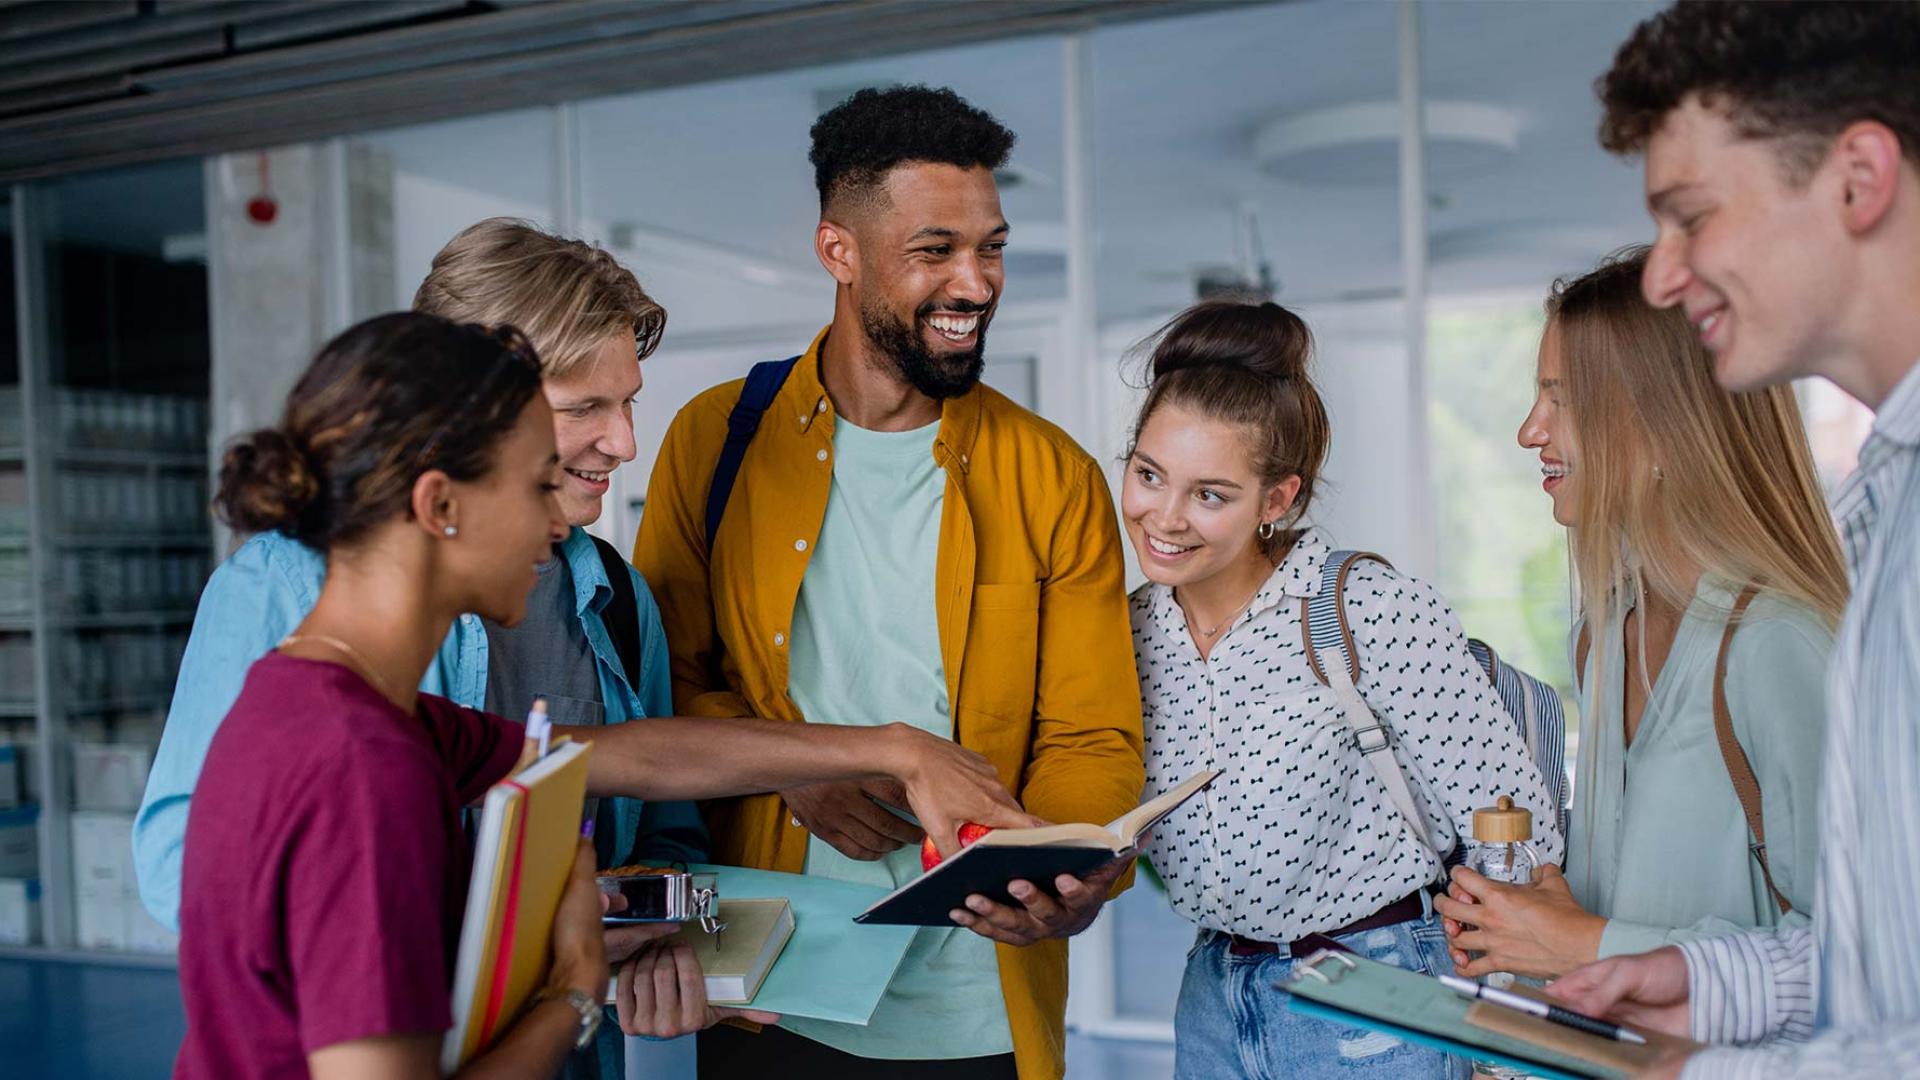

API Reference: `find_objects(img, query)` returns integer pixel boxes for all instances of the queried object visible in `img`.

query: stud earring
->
[444,525,458,537]
[1651,465,1665,482]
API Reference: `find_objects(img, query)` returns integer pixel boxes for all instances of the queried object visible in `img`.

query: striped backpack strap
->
[1300,550,1390,686]
[1468,638,1571,839]
[1300,550,1441,858]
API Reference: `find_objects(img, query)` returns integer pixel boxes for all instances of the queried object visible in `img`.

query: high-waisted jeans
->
[1173,898,1470,1080]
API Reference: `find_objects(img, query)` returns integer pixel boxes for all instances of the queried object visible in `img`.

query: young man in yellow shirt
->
[630,86,1145,1079]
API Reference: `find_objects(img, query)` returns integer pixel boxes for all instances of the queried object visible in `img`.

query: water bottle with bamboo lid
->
[1464,795,1541,1080]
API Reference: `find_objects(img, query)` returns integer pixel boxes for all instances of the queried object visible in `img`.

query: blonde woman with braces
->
[1436,247,1847,980]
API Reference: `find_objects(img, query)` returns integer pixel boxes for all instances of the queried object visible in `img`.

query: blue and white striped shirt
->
[1679,358,1920,1078]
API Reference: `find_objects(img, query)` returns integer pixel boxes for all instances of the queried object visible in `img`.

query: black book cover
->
[853,846,1131,926]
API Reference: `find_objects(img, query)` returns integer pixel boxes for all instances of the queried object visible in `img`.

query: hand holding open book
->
[854,768,1220,927]
[947,849,1135,946]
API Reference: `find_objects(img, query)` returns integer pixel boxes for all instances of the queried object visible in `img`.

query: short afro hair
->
[809,85,1016,214]
[1598,1,1920,182]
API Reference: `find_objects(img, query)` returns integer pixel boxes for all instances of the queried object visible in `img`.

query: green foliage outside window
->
[1428,302,1576,703]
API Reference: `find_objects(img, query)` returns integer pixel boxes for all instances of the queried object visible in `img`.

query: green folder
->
[1279,949,1683,1079]
[681,862,915,1026]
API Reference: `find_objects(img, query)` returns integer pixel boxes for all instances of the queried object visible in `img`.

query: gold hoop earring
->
[1257,520,1279,541]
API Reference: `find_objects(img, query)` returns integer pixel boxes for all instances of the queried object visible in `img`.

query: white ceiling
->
[552,0,1660,331]
[47,0,1670,335]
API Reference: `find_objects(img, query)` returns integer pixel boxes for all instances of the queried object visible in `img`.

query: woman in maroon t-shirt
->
[177,313,1033,1080]
[178,314,612,1079]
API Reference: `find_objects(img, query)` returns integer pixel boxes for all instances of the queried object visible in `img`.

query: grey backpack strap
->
[1301,550,1440,856]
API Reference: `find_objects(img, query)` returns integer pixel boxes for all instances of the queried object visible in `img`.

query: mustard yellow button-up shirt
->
[632,328,1145,1078]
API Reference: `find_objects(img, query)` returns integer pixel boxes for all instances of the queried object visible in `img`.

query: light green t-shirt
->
[778,416,1013,1060]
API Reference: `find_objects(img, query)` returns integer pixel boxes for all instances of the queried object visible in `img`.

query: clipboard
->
[1278,949,1699,1079]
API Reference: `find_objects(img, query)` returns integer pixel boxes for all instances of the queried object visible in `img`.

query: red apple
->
[920,822,995,871]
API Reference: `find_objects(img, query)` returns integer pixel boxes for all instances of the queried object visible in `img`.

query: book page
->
[1108,768,1220,843]
[972,821,1120,850]
[961,768,1220,853]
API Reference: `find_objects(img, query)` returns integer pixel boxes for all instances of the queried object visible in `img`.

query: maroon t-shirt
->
[175,652,523,1079]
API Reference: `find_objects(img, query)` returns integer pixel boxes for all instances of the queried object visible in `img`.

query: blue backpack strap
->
[704,356,800,550]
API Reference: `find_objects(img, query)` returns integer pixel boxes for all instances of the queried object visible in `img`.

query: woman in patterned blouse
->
[1121,299,1562,1079]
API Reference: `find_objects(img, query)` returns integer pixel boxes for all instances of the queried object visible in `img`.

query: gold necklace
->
[1179,578,1267,640]
[280,633,401,703]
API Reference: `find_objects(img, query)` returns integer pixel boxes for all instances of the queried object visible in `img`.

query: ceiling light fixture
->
[1253,101,1522,185]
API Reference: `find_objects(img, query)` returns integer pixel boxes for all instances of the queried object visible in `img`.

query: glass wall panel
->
[0,195,30,952]
[1420,0,1658,698]
[1084,0,1408,1043]
[24,159,211,954]
[575,37,1065,547]
[352,107,559,313]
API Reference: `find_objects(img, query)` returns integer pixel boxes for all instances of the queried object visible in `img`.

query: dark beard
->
[859,297,989,400]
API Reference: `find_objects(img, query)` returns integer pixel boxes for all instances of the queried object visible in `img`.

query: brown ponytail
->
[1129,299,1331,555]
[216,312,544,552]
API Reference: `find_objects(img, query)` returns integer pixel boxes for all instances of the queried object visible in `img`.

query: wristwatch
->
[534,985,603,1050]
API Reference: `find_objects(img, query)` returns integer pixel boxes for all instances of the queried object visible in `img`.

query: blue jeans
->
[1173,900,1470,1080]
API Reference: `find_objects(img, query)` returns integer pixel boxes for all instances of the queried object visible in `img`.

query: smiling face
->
[1517,320,1580,528]
[446,397,570,626]
[541,332,641,527]
[1121,403,1297,590]
[847,162,1007,399]
[1640,98,1854,392]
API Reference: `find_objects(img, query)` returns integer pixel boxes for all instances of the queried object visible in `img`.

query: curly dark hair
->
[808,85,1016,213]
[1598,1,1920,181]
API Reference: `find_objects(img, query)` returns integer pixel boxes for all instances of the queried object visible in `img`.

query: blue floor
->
[0,957,185,1078]
[0,955,1175,1079]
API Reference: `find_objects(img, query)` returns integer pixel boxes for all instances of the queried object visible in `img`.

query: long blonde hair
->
[1553,246,1847,650]
[412,217,666,380]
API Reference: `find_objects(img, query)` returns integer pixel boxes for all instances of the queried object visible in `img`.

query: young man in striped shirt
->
[1547,4,1920,1078]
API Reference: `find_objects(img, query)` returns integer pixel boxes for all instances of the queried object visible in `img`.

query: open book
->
[854,768,1220,926]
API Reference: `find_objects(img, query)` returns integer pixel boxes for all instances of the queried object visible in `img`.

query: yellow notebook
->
[441,739,591,1074]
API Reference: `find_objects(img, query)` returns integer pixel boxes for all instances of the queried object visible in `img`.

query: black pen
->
[1439,974,1649,1046]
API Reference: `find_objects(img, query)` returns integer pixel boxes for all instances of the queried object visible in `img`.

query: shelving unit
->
[2,175,213,959]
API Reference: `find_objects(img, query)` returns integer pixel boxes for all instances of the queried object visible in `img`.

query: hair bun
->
[215,428,322,539]
[1148,299,1314,385]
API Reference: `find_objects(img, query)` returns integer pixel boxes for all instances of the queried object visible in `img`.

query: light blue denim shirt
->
[133,526,707,931]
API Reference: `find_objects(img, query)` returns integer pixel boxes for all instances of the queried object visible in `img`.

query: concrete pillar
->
[203,142,393,550]
[345,143,398,324]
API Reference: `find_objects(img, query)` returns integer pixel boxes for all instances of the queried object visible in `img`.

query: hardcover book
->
[604,897,794,1006]
[854,768,1220,926]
